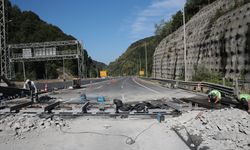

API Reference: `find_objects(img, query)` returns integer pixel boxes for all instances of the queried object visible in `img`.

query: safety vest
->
[239,94,250,101]
[209,90,222,100]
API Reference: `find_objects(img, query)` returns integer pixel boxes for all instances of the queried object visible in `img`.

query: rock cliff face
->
[152,0,250,81]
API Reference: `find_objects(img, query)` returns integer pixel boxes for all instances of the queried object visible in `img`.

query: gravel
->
[165,108,250,150]
[1,108,249,150]
[0,114,66,138]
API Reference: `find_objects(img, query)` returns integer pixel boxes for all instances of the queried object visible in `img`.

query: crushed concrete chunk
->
[166,108,250,150]
[0,114,67,137]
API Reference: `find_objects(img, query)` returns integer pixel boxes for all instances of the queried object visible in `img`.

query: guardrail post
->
[234,78,239,97]
[223,78,225,86]
[175,81,179,88]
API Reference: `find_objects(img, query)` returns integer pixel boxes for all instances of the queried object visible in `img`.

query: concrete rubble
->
[0,106,249,150]
[0,114,67,139]
[166,108,250,150]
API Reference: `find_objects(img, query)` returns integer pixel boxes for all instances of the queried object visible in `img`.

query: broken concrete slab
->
[166,108,250,150]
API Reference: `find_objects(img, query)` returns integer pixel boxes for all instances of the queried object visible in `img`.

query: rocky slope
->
[153,0,250,81]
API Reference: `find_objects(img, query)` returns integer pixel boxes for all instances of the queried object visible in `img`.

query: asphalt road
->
[52,77,198,103]
[35,78,108,91]
[1,77,198,150]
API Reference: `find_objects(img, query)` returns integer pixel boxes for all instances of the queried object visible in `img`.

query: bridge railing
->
[143,77,236,97]
[239,79,250,90]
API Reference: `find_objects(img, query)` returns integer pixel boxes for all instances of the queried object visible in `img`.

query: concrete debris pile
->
[0,114,67,137]
[166,108,250,150]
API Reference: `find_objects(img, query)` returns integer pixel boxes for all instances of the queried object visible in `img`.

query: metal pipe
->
[145,42,148,78]
[183,6,187,81]
[22,61,26,81]
[63,58,65,80]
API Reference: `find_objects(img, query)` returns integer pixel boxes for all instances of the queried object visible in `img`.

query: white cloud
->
[130,0,185,40]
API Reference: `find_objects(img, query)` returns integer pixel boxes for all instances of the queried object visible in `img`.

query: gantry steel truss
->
[0,0,9,79]
[9,40,85,79]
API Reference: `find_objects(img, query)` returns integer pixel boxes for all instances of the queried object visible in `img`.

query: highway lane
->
[52,77,198,103]
[2,77,196,150]
[35,78,108,91]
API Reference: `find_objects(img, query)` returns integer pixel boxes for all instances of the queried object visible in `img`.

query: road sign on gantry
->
[139,70,145,76]
[100,70,107,78]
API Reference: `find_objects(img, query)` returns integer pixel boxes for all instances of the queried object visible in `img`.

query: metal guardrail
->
[239,79,250,89]
[239,79,250,84]
[35,78,109,91]
[200,82,234,95]
[144,77,236,97]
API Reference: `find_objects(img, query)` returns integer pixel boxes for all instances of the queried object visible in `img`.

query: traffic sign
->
[100,70,107,77]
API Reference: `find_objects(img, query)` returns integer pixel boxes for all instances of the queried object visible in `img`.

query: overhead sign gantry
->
[8,40,85,79]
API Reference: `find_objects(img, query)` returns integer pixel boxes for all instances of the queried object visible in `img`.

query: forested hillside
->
[6,0,105,80]
[108,36,161,76]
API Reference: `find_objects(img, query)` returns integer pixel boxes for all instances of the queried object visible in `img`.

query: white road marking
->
[63,98,78,103]
[83,79,109,87]
[121,78,127,89]
[132,78,160,94]
[95,85,103,89]
[121,94,125,101]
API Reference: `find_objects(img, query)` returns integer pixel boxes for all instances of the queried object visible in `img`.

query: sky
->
[10,0,185,64]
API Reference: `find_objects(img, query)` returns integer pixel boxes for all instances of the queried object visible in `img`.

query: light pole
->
[145,42,148,77]
[62,59,66,88]
[183,6,187,81]
[139,55,141,71]
[22,61,26,81]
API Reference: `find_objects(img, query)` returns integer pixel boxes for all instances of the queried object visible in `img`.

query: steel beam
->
[44,101,60,113]
[9,40,78,49]
[10,54,79,62]
[0,0,10,79]
[0,75,14,86]
[81,101,90,113]
[0,86,29,96]
[10,101,33,113]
